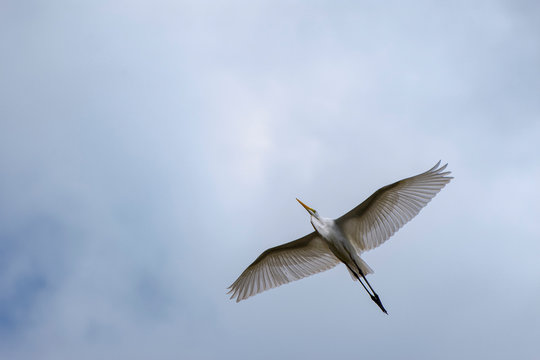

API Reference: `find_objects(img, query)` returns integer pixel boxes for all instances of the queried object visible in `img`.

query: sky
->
[1,0,539,359]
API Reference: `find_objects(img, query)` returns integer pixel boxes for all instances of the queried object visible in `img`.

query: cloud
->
[0,0,539,359]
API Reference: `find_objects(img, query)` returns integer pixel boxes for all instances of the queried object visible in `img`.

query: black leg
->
[344,263,388,314]
[351,261,388,315]
[344,263,372,295]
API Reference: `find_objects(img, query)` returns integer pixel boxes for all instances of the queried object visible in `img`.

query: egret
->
[228,161,452,314]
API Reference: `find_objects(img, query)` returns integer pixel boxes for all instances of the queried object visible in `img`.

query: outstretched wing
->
[228,232,340,302]
[336,161,452,252]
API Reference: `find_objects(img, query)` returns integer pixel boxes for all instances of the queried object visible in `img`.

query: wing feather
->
[228,233,340,302]
[336,161,452,252]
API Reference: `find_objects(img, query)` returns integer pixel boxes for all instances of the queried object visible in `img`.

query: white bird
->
[228,161,452,313]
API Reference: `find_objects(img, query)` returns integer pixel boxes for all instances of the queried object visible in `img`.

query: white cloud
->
[1,1,539,359]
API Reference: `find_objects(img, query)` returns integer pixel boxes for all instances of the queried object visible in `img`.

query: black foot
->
[371,294,388,315]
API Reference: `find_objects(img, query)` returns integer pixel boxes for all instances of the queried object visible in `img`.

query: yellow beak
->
[296,198,315,213]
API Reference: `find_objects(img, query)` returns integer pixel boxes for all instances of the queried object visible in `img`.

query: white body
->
[311,216,373,277]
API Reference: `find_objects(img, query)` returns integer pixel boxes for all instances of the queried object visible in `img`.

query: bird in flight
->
[228,161,452,314]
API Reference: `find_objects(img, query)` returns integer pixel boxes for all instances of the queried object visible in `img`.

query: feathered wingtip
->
[227,279,245,302]
[426,160,454,181]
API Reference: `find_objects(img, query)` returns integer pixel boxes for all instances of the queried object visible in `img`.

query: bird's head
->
[296,198,319,219]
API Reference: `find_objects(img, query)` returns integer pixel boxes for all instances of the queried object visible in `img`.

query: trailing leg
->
[352,260,388,315]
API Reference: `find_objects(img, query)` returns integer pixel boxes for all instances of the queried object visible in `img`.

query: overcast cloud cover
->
[1,1,539,359]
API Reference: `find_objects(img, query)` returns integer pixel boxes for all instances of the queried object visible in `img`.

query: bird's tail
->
[347,257,373,281]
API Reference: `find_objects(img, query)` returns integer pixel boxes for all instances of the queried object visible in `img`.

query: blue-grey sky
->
[1,1,539,359]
